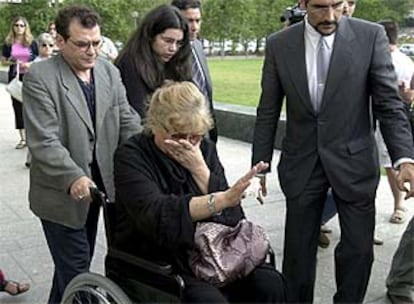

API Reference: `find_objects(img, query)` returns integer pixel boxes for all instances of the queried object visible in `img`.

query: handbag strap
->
[15,62,20,77]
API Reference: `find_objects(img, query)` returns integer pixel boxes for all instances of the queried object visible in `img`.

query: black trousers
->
[41,200,101,304]
[10,73,24,129]
[282,160,375,303]
[182,264,286,303]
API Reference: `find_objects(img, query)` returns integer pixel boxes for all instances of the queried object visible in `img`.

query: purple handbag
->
[189,219,270,287]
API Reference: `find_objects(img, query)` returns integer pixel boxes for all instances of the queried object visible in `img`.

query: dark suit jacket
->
[252,17,414,201]
[192,39,218,142]
[23,55,142,228]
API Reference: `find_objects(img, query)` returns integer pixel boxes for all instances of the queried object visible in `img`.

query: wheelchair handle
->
[89,186,107,204]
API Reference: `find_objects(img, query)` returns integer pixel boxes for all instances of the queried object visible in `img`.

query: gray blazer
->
[252,17,414,201]
[23,55,142,229]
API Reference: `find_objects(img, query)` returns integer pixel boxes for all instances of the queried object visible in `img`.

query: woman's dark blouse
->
[116,55,151,118]
[113,133,245,274]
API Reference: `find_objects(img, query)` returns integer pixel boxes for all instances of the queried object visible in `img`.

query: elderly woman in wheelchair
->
[101,81,286,303]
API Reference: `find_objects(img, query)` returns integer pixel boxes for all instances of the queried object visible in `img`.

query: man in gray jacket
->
[23,5,141,303]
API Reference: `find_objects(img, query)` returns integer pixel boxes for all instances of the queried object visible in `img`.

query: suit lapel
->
[59,56,94,135]
[285,24,314,113]
[94,62,111,134]
[319,18,354,111]
[193,40,212,95]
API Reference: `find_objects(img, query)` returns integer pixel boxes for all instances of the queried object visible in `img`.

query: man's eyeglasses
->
[14,23,26,28]
[308,1,344,13]
[41,43,54,48]
[159,35,184,49]
[68,38,102,51]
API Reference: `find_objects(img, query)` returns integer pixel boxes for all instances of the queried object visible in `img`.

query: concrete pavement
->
[0,83,412,303]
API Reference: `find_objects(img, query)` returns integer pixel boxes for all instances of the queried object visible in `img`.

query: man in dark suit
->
[23,6,141,303]
[171,0,218,143]
[252,0,414,302]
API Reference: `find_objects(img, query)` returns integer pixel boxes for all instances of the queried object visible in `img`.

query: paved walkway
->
[0,83,412,303]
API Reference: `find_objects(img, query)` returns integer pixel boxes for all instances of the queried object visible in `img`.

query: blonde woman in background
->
[1,16,38,149]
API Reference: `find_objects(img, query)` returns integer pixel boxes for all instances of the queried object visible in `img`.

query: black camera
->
[280,4,306,25]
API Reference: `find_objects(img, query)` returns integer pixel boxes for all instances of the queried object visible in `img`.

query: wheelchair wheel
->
[61,272,132,304]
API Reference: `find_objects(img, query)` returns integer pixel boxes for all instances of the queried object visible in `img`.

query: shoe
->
[15,139,26,149]
[387,291,414,304]
[318,231,330,248]
[389,208,407,224]
[0,280,30,296]
[374,236,383,246]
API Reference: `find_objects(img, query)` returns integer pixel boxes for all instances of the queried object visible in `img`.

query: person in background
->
[1,16,38,149]
[115,4,192,118]
[0,269,30,296]
[171,0,218,143]
[110,81,286,303]
[99,36,118,62]
[47,22,60,55]
[24,33,56,168]
[342,0,356,17]
[375,20,414,225]
[22,6,142,303]
[384,21,414,298]
[387,216,414,304]
[251,0,414,302]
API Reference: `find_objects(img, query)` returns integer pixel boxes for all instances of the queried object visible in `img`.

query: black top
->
[113,133,244,274]
[116,55,151,118]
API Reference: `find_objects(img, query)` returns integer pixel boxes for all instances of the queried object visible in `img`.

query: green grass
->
[207,57,264,107]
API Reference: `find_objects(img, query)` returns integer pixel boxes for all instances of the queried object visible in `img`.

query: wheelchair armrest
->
[107,247,174,277]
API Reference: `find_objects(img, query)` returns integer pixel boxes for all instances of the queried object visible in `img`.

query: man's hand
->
[397,163,414,199]
[398,85,414,104]
[69,176,95,203]
[225,161,269,207]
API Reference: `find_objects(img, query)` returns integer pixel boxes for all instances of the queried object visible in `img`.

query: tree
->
[0,0,56,43]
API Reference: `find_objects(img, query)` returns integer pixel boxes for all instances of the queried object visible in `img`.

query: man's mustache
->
[318,21,337,26]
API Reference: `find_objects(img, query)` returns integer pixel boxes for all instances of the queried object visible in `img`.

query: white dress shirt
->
[304,16,335,104]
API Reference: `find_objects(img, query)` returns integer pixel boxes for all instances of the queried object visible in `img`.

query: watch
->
[207,193,216,215]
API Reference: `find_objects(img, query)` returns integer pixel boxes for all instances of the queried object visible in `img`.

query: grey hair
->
[37,32,54,45]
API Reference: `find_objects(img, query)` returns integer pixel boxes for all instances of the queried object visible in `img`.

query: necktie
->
[315,37,330,111]
[192,48,208,97]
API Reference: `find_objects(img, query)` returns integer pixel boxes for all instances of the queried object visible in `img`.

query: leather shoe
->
[318,232,330,248]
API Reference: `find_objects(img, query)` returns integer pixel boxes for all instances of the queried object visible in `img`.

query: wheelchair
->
[61,188,276,304]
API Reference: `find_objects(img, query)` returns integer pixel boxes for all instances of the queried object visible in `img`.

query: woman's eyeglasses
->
[170,133,203,142]
[14,24,26,28]
[41,44,54,48]
[159,35,184,49]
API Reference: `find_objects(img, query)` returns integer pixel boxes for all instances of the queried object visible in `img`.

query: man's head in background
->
[378,20,398,47]
[171,0,201,41]
[343,0,356,17]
